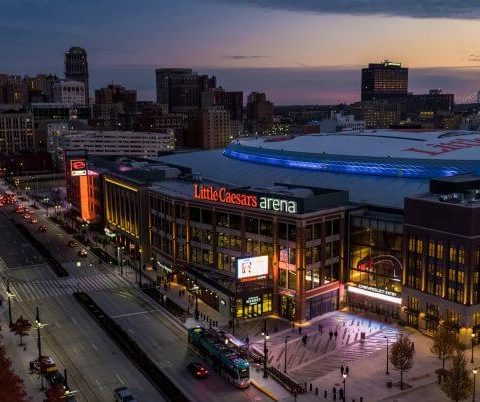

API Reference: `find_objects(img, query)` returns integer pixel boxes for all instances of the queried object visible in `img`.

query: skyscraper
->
[361,61,408,101]
[64,47,89,106]
[246,92,274,135]
[155,68,216,116]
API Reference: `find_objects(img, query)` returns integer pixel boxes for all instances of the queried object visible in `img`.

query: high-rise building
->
[155,68,216,116]
[53,80,86,106]
[201,88,243,137]
[361,61,409,101]
[93,84,137,129]
[0,111,34,153]
[199,107,231,150]
[246,92,274,135]
[64,47,89,106]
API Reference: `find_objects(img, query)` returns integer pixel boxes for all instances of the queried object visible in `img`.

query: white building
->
[53,80,85,106]
[319,113,366,133]
[48,129,175,170]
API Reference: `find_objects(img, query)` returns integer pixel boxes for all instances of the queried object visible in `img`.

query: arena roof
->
[156,150,429,209]
[224,131,480,179]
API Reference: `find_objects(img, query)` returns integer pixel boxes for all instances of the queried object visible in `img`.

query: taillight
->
[196,372,201,375]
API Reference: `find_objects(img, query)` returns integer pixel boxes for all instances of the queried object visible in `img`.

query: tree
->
[10,316,32,346]
[441,346,473,402]
[44,384,66,402]
[430,322,459,372]
[0,326,29,402]
[390,332,415,390]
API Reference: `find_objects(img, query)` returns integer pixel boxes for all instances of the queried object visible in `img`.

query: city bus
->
[188,327,250,388]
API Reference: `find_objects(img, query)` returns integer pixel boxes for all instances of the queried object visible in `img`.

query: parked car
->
[114,387,137,402]
[187,362,209,379]
[30,218,38,224]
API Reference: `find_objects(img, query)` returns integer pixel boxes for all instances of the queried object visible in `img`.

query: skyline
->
[2,0,480,104]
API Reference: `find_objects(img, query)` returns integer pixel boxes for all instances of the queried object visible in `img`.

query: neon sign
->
[71,159,87,176]
[193,184,298,214]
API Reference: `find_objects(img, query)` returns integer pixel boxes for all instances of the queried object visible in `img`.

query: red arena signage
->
[193,184,257,207]
[193,184,298,213]
[71,159,87,177]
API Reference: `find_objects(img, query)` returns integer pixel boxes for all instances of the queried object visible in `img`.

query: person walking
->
[324,389,327,399]
[334,330,338,339]
[332,386,337,400]
[245,336,250,346]
[339,387,344,401]
[329,330,333,339]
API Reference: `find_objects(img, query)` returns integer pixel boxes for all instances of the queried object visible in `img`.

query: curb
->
[250,378,280,401]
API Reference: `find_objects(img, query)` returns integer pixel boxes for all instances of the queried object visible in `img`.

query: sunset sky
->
[2,0,480,104]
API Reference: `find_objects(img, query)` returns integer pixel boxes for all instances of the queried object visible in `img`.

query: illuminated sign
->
[348,285,402,304]
[193,184,297,214]
[245,296,261,305]
[71,159,87,177]
[237,256,268,281]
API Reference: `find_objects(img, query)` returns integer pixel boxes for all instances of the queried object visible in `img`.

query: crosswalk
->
[253,312,400,382]
[8,273,128,303]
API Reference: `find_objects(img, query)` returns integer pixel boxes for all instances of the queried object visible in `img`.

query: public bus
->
[188,327,250,388]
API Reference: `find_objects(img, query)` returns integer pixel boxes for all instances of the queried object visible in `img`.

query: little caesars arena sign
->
[193,184,297,214]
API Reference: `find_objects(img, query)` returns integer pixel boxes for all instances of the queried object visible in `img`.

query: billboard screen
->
[71,159,87,176]
[237,255,268,280]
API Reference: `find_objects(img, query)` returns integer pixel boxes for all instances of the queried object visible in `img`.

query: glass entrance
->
[280,295,295,320]
[245,304,262,318]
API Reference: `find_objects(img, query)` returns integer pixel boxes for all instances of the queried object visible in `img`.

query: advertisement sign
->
[237,255,268,281]
[70,159,87,177]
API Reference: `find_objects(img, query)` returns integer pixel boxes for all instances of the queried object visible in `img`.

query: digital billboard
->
[237,255,268,281]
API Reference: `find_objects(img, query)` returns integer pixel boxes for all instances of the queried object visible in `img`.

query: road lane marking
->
[91,342,98,351]
[111,309,163,318]
[116,374,125,385]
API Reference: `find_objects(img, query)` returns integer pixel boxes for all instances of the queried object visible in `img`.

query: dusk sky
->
[2,0,480,104]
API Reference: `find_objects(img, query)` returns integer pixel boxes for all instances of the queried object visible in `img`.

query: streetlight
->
[6,279,14,327]
[36,306,47,391]
[384,335,390,375]
[473,367,478,402]
[341,365,349,402]
[284,335,290,373]
[261,328,270,379]
[472,333,476,364]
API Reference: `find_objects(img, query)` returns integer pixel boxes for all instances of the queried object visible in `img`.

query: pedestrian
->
[329,330,333,339]
[324,389,327,399]
[319,323,323,333]
[298,326,302,335]
[179,290,182,297]
[339,388,343,401]
[332,386,337,400]
[437,373,442,384]
[168,283,171,290]
[246,336,249,346]
[334,330,338,339]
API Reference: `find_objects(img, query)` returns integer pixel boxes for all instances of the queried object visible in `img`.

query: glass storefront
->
[306,290,339,320]
[279,295,295,320]
[234,293,272,318]
[349,210,403,297]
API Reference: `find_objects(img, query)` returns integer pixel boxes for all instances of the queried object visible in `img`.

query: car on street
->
[23,213,31,220]
[113,387,137,402]
[38,225,47,232]
[67,240,76,248]
[78,249,88,257]
[187,362,209,379]
[30,218,38,224]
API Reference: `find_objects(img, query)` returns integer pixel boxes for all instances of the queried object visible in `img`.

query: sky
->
[1,0,480,104]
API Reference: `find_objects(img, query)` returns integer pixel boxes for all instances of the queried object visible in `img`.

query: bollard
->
[315,387,318,395]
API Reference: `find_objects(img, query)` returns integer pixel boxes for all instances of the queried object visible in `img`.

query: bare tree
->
[11,316,32,346]
[441,346,473,402]
[390,332,415,390]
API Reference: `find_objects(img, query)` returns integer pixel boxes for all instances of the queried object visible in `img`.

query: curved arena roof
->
[223,130,480,179]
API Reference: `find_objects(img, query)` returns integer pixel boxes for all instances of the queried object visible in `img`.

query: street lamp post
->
[473,334,476,364]
[284,335,290,373]
[384,335,390,375]
[261,328,269,379]
[341,365,349,402]
[473,367,478,402]
[36,306,47,391]
[6,279,13,327]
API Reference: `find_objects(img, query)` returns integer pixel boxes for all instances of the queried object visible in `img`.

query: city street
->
[91,287,274,402]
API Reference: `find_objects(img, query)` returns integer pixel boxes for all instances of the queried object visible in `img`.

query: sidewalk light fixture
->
[384,335,390,375]
[284,335,290,373]
[473,367,478,402]
[6,279,14,327]
[341,365,349,402]
[473,333,476,364]
[261,329,270,379]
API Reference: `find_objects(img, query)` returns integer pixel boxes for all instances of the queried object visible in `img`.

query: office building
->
[93,84,137,130]
[0,111,34,153]
[246,92,274,135]
[201,88,243,138]
[155,68,216,116]
[361,61,409,101]
[53,80,86,106]
[64,47,89,106]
